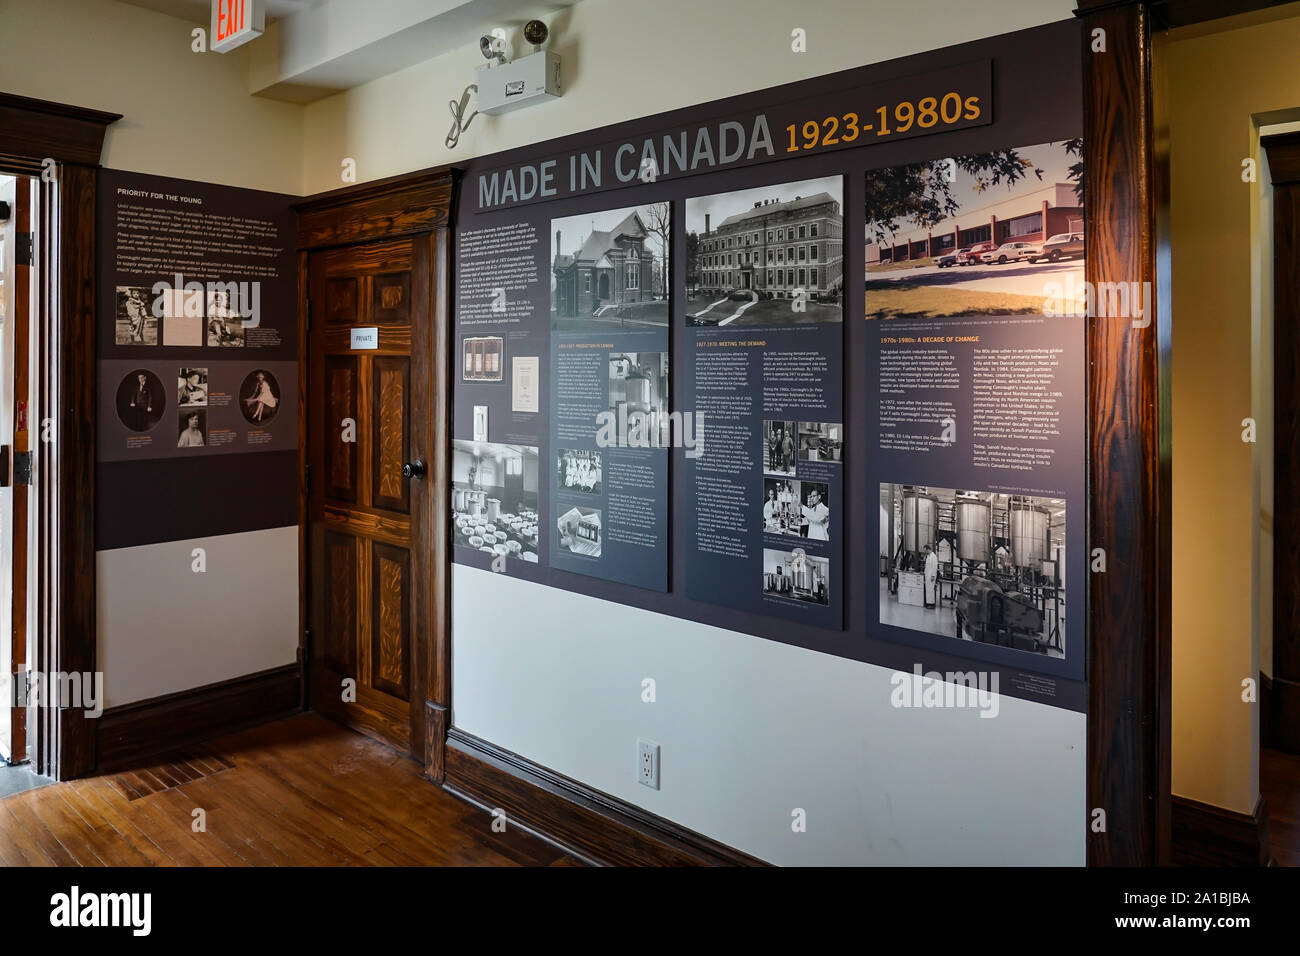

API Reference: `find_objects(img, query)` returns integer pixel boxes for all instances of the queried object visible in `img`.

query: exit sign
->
[211,0,265,53]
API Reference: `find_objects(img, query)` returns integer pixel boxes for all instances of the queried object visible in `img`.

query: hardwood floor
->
[0,713,581,866]
[1262,747,1300,866]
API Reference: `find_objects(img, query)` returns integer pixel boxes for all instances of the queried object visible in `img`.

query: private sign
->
[211,0,265,53]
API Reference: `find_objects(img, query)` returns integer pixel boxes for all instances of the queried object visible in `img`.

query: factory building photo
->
[879,484,1066,659]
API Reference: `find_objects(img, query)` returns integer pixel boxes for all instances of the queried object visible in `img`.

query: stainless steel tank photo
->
[954,496,991,563]
[901,491,937,553]
[1009,503,1051,568]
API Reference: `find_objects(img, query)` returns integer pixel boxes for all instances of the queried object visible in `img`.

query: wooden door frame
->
[294,166,458,780]
[1263,131,1300,754]
[1074,0,1296,865]
[0,93,118,780]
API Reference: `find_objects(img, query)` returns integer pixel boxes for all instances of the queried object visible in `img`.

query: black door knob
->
[402,459,426,480]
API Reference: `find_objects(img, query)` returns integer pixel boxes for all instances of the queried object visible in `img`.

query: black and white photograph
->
[879,483,1066,659]
[177,408,206,448]
[556,505,602,558]
[114,286,158,345]
[798,422,843,463]
[557,448,602,495]
[864,141,1085,320]
[206,288,246,345]
[452,440,540,563]
[207,316,246,347]
[463,335,504,382]
[761,419,797,477]
[761,479,830,540]
[686,175,844,327]
[114,369,165,432]
[177,367,208,407]
[240,369,281,424]
[551,203,669,332]
[762,547,830,606]
[608,352,668,436]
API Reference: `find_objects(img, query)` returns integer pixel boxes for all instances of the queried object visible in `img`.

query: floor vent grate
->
[108,747,236,801]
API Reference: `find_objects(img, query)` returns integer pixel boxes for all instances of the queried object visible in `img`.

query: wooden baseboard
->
[1171,794,1270,866]
[443,728,768,866]
[95,664,301,772]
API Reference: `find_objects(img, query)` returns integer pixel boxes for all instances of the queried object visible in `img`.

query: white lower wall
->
[97,526,300,708]
[453,566,1085,866]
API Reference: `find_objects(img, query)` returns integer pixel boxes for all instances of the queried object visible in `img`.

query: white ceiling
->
[113,0,581,101]
[116,0,319,23]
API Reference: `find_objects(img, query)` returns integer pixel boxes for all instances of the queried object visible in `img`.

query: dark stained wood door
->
[308,235,434,759]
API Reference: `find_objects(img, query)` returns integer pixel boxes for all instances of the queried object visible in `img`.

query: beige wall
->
[1165,7,1300,813]
[300,0,1074,193]
[0,0,302,194]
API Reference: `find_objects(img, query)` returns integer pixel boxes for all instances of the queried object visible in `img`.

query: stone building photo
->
[686,175,844,326]
[551,203,669,331]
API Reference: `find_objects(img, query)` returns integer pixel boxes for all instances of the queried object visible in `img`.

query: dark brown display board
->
[451,19,1087,710]
[96,169,298,550]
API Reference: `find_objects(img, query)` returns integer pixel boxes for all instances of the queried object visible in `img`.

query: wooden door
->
[0,176,30,765]
[307,234,434,759]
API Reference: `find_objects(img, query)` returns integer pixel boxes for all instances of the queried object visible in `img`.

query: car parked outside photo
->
[1025,232,1085,263]
[990,241,1039,263]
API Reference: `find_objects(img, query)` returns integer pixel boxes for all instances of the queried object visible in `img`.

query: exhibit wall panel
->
[454,566,1087,866]
[95,170,301,708]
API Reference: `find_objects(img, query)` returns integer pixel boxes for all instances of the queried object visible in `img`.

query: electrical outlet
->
[637,737,660,790]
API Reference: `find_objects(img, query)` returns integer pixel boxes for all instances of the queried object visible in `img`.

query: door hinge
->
[12,670,31,704]
[12,451,32,487]
[305,296,311,332]
[304,462,311,494]
[15,232,33,267]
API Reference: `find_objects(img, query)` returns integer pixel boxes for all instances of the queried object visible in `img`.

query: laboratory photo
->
[608,351,668,441]
[761,547,830,606]
[760,479,830,541]
[798,421,843,463]
[452,440,540,564]
[557,448,603,495]
[879,483,1066,659]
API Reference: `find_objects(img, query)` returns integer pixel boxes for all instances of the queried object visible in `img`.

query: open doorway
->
[1263,129,1300,865]
[0,173,46,795]
[0,92,118,781]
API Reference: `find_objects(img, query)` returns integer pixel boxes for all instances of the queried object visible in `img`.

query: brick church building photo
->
[552,209,658,317]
